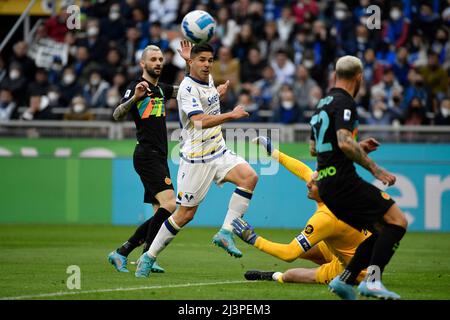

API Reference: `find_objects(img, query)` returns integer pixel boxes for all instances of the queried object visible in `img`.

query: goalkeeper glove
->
[231,217,258,245]
[251,136,273,155]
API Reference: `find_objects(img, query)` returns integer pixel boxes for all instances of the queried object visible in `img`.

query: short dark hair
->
[190,43,214,58]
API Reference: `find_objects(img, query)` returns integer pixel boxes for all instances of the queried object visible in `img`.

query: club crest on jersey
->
[381,191,391,200]
[164,177,172,185]
[184,193,194,202]
[304,224,314,235]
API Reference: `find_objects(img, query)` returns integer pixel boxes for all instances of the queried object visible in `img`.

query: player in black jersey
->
[106,42,191,274]
[309,56,407,300]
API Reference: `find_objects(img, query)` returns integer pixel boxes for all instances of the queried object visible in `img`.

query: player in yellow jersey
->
[232,136,378,285]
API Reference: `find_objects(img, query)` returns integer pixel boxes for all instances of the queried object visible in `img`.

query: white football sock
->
[147,216,181,258]
[222,187,253,232]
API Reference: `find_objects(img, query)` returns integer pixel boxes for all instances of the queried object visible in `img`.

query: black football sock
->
[116,217,152,257]
[369,224,406,276]
[340,234,379,285]
[142,207,173,253]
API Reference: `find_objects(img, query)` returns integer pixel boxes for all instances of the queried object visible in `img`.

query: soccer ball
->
[181,10,216,44]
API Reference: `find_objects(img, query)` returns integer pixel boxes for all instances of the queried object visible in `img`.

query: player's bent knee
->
[384,204,408,229]
[160,200,176,213]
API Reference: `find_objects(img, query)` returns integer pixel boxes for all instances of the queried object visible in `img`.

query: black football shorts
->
[133,150,174,204]
[319,177,395,231]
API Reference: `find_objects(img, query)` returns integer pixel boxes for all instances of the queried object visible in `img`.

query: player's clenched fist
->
[133,81,150,101]
[231,105,249,120]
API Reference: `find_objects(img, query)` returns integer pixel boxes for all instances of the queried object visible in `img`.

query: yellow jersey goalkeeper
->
[232,136,369,284]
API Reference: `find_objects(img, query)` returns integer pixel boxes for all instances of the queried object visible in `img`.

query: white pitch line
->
[0,280,248,300]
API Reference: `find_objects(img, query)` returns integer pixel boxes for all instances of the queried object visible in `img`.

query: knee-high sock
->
[222,187,253,232]
[117,217,152,257]
[340,234,378,285]
[146,216,181,258]
[368,224,406,277]
[142,207,173,253]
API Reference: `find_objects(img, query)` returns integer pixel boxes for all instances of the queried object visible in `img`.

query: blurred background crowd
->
[0,0,449,126]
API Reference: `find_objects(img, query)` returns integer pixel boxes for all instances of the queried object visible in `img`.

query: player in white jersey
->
[135,43,259,278]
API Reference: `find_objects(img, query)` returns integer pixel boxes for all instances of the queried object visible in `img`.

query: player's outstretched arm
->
[252,136,313,182]
[337,129,395,186]
[172,40,194,98]
[190,105,249,129]
[232,218,302,262]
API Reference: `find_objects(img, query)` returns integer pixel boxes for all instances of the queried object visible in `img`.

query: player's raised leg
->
[212,162,258,258]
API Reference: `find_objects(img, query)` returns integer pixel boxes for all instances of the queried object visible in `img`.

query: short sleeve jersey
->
[120,77,174,157]
[177,74,226,161]
[309,87,359,179]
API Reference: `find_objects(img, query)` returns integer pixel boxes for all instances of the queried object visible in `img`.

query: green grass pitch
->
[0,225,449,300]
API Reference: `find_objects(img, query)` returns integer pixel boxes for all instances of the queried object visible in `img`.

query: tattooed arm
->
[113,81,148,121]
[337,129,396,186]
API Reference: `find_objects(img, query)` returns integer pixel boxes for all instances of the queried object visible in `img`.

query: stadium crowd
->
[0,0,449,125]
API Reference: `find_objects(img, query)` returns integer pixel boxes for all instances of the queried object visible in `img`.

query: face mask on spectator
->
[48,91,59,103]
[356,37,367,43]
[335,10,346,20]
[110,11,120,21]
[9,69,20,80]
[310,97,319,107]
[69,46,77,56]
[90,77,101,86]
[281,101,294,110]
[107,96,119,107]
[373,109,384,119]
[441,107,450,117]
[304,60,314,69]
[73,103,85,113]
[63,73,75,85]
[390,9,401,20]
[87,27,99,37]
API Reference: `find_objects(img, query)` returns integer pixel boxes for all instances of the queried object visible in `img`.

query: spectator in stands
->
[363,48,383,87]
[9,41,36,81]
[21,95,53,120]
[82,70,110,108]
[148,0,180,30]
[254,65,281,111]
[111,72,128,96]
[247,1,266,36]
[59,66,82,106]
[120,27,142,68]
[292,0,319,24]
[291,28,308,65]
[431,27,450,69]
[277,6,295,43]
[383,2,410,49]
[240,47,267,85]
[27,68,49,100]
[258,21,285,61]
[402,69,430,111]
[392,46,411,87]
[64,96,94,121]
[101,2,126,42]
[0,88,16,121]
[420,51,449,99]
[293,64,318,113]
[139,22,170,51]
[44,5,69,42]
[404,97,428,125]
[371,68,403,112]
[333,2,356,56]
[79,19,109,62]
[216,7,240,48]
[435,98,450,125]
[47,86,62,110]
[273,84,300,124]
[159,48,181,86]
[236,90,260,122]
[413,3,440,41]
[303,85,323,122]
[407,30,428,67]
[232,22,258,62]
[0,63,27,106]
[211,46,240,93]
[131,7,150,39]
[102,48,124,83]
[367,100,393,125]
[270,49,296,85]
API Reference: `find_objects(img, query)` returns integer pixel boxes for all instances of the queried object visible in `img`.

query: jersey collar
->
[187,75,209,86]
[330,87,353,99]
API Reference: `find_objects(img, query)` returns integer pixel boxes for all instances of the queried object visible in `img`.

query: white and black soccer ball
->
[181,10,216,44]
